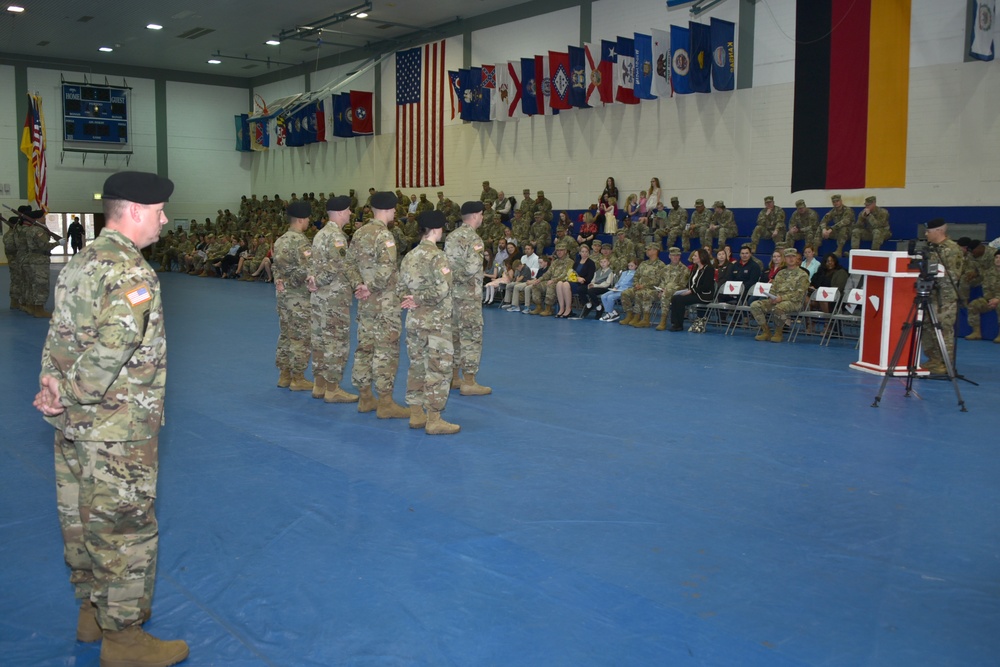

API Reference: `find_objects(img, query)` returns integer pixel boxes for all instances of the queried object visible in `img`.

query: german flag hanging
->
[791,0,911,192]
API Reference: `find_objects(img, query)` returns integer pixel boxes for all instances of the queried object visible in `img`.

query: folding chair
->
[726,282,770,335]
[704,281,746,330]
[822,288,864,346]
[789,287,843,343]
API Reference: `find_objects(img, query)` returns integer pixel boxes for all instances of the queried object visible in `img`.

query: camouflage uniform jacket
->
[665,206,687,230]
[976,256,1000,301]
[769,265,810,304]
[416,199,434,215]
[512,217,531,245]
[756,206,786,235]
[543,255,574,283]
[929,238,963,306]
[634,258,666,289]
[626,221,649,246]
[789,208,819,236]
[273,229,312,290]
[661,262,690,294]
[444,224,484,301]
[25,223,59,260]
[480,187,499,206]
[311,224,361,294]
[529,220,552,252]
[2,221,17,262]
[40,229,165,441]
[712,209,737,238]
[534,198,553,222]
[347,219,399,296]
[857,206,890,231]
[399,239,453,327]
[518,196,535,220]
[690,208,712,231]
[820,205,854,233]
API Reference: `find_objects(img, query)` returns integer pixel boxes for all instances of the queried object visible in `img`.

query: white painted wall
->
[0,64,22,259]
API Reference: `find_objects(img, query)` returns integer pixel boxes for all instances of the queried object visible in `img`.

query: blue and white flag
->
[615,36,640,104]
[971,0,996,61]
[568,45,590,108]
[633,33,657,100]
[710,18,736,91]
[670,25,692,95]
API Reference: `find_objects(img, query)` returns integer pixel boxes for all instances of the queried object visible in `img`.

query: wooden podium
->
[848,250,926,376]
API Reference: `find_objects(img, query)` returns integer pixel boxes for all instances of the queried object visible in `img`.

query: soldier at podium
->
[922,218,963,374]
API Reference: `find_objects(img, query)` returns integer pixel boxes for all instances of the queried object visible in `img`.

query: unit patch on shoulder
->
[125,284,152,307]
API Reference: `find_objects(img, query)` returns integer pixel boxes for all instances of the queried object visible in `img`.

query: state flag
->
[633,32,657,100]
[651,28,672,98]
[448,70,463,119]
[710,18,736,91]
[548,50,573,110]
[971,0,995,61]
[615,36,640,104]
[670,25,692,95]
[481,64,498,120]
[496,61,523,120]
[350,90,373,135]
[521,57,538,116]
[585,43,612,105]
[333,93,355,138]
[568,45,589,108]
[534,55,558,115]
[689,21,712,93]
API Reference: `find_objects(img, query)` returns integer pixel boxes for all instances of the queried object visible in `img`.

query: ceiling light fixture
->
[356,12,368,18]
[99,46,113,52]
[146,23,163,30]
[207,59,221,64]
[265,39,280,46]
[7,5,25,13]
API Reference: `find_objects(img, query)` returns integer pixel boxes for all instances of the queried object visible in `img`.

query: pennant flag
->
[615,36,640,104]
[20,94,48,211]
[351,90,373,135]
[651,28,672,98]
[396,40,445,187]
[585,43,613,105]
[521,57,539,116]
[971,0,995,61]
[448,70,463,119]
[633,33,657,100]
[496,61,523,120]
[481,64,498,120]
[710,18,736,91]
[235,114,251,152]
[333,93,355,138]
[791,0,910,191]
[670,25,692,95]
[689,22,711,93]
[568,45,590,108]
[548,50,573,110]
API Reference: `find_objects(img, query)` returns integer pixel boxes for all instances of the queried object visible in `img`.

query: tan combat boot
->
[631,310,650,328]
[376,393,409,419]
[460,373,492,396]
[755,324,771,341]
[450,368,462,390]
[539,305,553,317]
[655,311,668,331]
[770,324,785,342]
[618,312,635,326]
[100,625,189,667]
[277,368,291,388]
[965,324,982,341]
[324,386,359,403]
[32,304,52,318]
[357,386,377,413]
[409,405,427,429]
[311,375,328,399]
[528,305,542,315]
[77,599,102,643]
[425,410,461,435]
[289,372,314,391]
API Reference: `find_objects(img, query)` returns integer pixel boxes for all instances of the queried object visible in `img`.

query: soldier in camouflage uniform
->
[4,211,23,309]
[415,194,434,216]
[852,195,891,251]
[534,190,553,223]
[444,201,491,395]
[957,239,997,313]
[750,247,810,342]
[964,249,1000,343]
[619,243,667,328]
[480,180,499,207]
[610,230,638,272]
[819,194,855,257]
[529,210,552,255]
[750,196,786,254]
[534,241,573,317]
[34,172,189,667]
[922,219,963,373]
[708,200,738,252]
[624,217,649,248]
[655,247,690,330]
[553,226,579,260]
[511,209,530,247]
[518,188,535,221]
[308,196,361,404]
[347,191,409,419]
[273,201,315,392]
[22,208,59,317]
[399,210,461,434]
[784,199,819,250]
[655,196,688,251]
[686,199,711,253]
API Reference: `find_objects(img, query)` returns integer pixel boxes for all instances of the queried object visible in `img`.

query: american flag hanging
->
[396,40,445,188]
[20,94,48,212]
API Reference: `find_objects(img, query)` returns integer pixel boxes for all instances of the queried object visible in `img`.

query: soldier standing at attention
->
[445,201,492,395]
[819,194,855,257]
[750,247,810,342]
[273,201,315,392]
[399,210,461,435]
[347,191,410,418]
[750,196,785,254]
[308,196,365,403]
[33,171,189,667]
[922,218,963,374]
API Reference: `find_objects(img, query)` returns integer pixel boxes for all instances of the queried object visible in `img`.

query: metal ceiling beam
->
[276,1,372,42]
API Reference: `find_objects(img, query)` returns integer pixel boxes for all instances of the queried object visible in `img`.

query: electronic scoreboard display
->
[62,83,130,145]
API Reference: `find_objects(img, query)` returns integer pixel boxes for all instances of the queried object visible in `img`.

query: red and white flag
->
[396,40,446,188]
[495,62,523,121]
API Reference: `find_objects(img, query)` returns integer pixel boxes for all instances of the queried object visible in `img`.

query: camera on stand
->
[906,239,939,296]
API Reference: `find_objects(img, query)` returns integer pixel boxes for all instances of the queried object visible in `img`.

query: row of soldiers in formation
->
[3,205,60,318]
[269,193,495,435]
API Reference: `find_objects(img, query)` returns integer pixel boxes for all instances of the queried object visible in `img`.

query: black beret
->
[370,191,398,210]
[286,201,312,219]
[102,171,174,204]
[925,218,947,230]
[461,200,484,215]
[17,205,31,213]
[325,195,351,212]
[27,209,45,219]
[418,210,446,230]
[955,236,972,247]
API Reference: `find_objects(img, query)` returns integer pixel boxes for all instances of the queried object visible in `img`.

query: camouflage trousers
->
[55,430,159,631]
[8,259,21,304]
[24,258,50,306]
[352,293,402,394]
[922,300,957,365]
[784,229,819,250]
[541,280,563,308]
[655,225,685,251]
[310,288,352,386]
[851,227,890,251]
[452,297,484,374]
[621,286,659,314]
[750,298,799,328]
[750,226,781,252]
[275,288,312,374]
[405,323,454,412]
[966,296,995,327]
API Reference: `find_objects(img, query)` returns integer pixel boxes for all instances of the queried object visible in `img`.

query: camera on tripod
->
[907,239,940,296]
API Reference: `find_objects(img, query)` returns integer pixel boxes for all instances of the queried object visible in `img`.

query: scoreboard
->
[62,83,130,145]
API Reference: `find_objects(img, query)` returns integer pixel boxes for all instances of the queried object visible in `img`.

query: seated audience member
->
[667,248,715,331]
[559,244,596,318]
[619,243,668,328]
[654,247,690,330]
[535,242,575,317]
[750,248,811,342]
[808,253,849,311]
[712,249,730,284]
[519,254,549,313]
[766,249,784,282]
[557,211,572,230]
[801,244,821,280]
[482,248,499,287]
[577,212,598,248]
[502,259,533,310]
[519,242,539,278]
[600,259,637,322]
[582,255,615,319]
[721,244,764,302]
[484,258,514,305]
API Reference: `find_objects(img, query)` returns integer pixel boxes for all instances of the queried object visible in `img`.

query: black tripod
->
[872,277,968,411]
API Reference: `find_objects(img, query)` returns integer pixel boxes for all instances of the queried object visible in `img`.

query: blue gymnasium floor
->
[1,266,998,667]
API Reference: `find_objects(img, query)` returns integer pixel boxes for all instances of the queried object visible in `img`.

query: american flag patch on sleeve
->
[125,284,152,307]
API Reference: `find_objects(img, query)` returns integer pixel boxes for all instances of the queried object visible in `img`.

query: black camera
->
[907,239,939,295]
